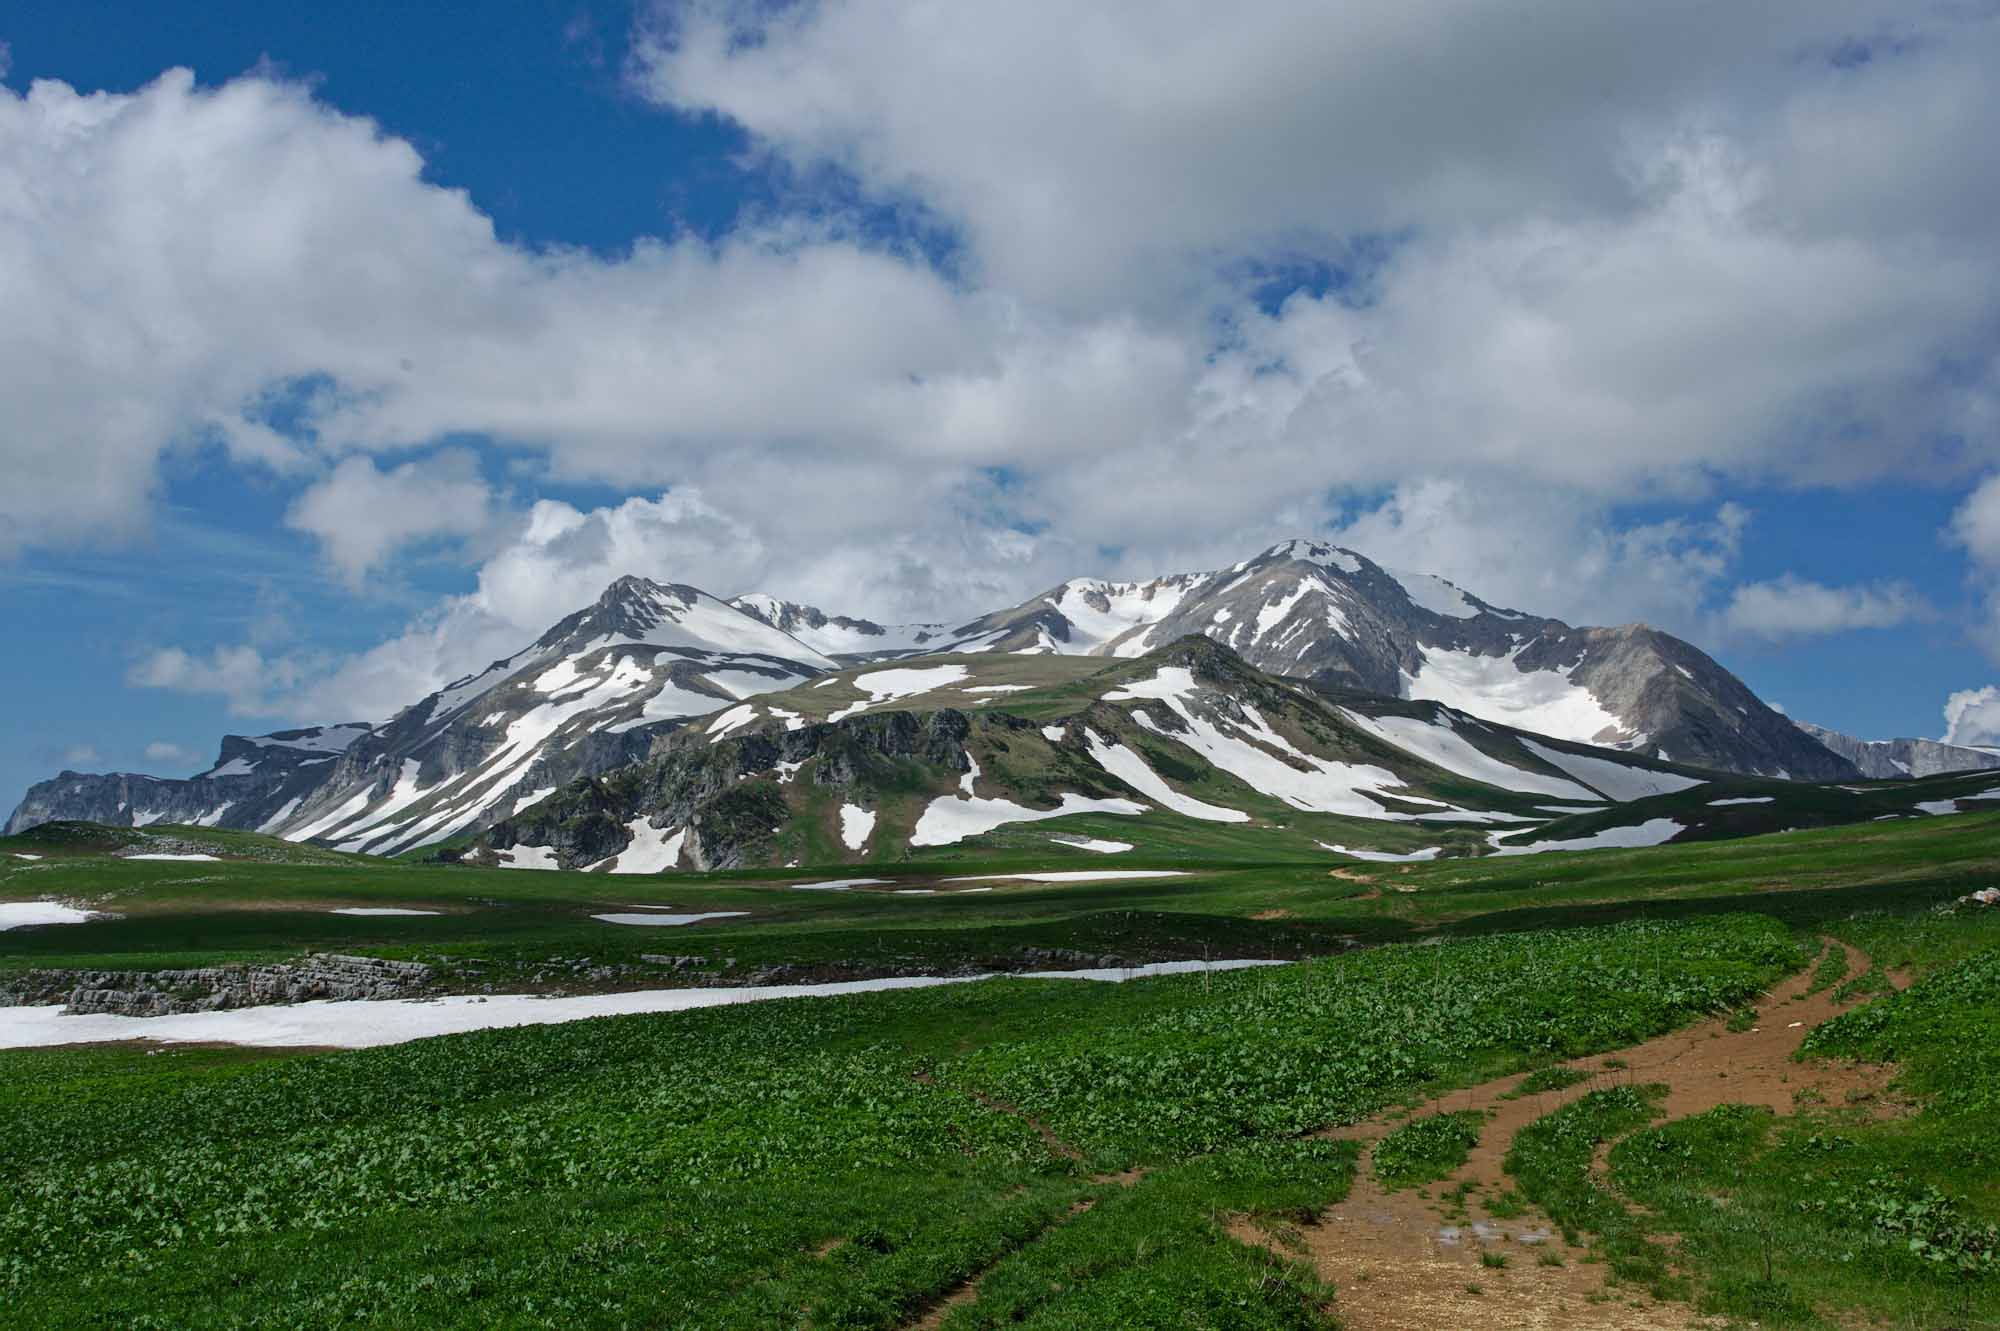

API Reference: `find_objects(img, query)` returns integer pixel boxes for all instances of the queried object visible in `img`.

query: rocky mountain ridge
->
[1793,721,2000,780]
[737,540,1858,781]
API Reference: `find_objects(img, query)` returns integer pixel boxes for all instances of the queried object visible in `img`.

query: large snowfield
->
[1403,647,1627,748]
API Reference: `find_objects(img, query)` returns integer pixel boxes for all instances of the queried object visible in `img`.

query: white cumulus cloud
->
[1953,473,2000,566]
[7,4,2000,717]
[1942,685,2000,748]
[287,449,499,585]
[1722,575,1929,639]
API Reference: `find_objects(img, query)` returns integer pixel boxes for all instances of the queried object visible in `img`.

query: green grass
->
[1806,942,1851,994]
[1491,900,2000,1328]
[6,805,1995,985]
[5,807,2000,1325]
[1371,1111,1484,1191]
[0,913,1798,1327]
[1512,1064,1589,1095]
[1503,1085,1679,1296]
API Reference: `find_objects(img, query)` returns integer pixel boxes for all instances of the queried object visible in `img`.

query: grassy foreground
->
[5,915,1799,1328]
[3,811,1998,1326]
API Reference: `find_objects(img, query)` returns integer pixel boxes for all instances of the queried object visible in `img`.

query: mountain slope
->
[473,636,1879,873]
[8,579,834,850]
[1793,721,2000,779]
[737,540,1855,782]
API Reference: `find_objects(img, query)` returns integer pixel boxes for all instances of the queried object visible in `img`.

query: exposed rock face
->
[481,707,983,871]
[3,726,369,838]
[1794,722,2000,779]
[0,954,434,1017]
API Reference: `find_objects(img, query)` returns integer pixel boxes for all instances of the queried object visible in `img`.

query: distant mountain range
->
[16,537,1980,849]
[1792,721,2000,780]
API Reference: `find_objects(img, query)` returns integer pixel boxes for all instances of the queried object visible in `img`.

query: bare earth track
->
[1233,939,1904,1330]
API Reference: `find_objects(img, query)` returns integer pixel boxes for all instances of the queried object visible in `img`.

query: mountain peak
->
[598,573,667,600]
[1255,538,1367,573]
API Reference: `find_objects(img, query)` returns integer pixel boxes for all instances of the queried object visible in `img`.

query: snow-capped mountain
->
[7,579,834,847]
[1793,722,2000,780]
[9,539,1871,844]
[470,635,1905,874]
[743,540,1856,781]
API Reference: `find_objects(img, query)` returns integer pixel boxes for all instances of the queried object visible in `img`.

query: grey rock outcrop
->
[1794,722,2000,779]
[480,707,986,871]
[0,954,434,1017]
[3,725,370,838]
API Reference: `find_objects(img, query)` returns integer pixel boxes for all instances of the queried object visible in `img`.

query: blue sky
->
[4,1,2000,814]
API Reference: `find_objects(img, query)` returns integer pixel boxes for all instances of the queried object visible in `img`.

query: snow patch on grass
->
[1317,843,1442,862]
[1086,731,1248,823]
[1518,739,1706,802]
[840,803,876,851]
[0,961,1292,1051]
[1488,818,1684,856]
[0,902,101,931]
[1339,709,1597,802]
[497,845,559,870]
[1048,835,1133,853]
[591,911,748,927]
[704,704,759,742]
[1110,667,1441,818]
[943,870,1188,883]
[1404,647,1626,747]
[910,792,1145,847]
[610,820,685,874]
[828,664,972,722]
